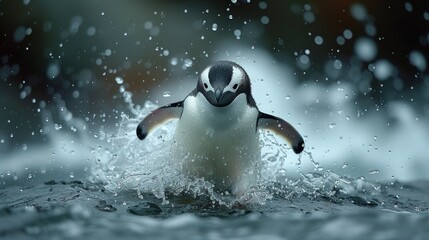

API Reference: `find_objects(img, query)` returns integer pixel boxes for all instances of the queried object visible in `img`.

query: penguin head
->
[197,61,254,107]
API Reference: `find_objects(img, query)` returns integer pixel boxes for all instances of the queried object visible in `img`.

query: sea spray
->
[92,101,273,206]
[92,86,379,207]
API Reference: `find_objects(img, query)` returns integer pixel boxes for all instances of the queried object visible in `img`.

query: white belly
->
[174,93,260,194]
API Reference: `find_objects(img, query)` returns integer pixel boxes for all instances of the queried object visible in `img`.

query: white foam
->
[94,99,306,206]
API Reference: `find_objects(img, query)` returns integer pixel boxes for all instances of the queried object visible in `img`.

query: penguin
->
[136,61,304,195]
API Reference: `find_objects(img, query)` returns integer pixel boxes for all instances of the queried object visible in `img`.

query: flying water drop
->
[115,76,124,84]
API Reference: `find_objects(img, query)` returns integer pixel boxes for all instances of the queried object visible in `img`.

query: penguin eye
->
[233,84,238,90]
[204,83,208,89]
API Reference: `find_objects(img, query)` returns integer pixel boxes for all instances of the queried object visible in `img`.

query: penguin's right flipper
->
[136,101,183,140]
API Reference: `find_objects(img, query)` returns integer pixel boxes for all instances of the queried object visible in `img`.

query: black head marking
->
[208,61,233,90]
[197,61,256,107]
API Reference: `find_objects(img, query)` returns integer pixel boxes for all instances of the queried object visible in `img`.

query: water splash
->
[92,102,272,207]
[92,86,380,207]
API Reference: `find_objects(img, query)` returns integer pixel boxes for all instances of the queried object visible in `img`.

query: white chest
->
[174,93,260,191]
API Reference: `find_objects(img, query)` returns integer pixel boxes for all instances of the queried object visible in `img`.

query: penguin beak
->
[206,88,233,107]
[214,88,223,103]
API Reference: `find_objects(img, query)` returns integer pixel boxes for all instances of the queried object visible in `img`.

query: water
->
[1,1,429,239]
[1,179,428,239]
[2,98,428,239]
[91,98,303,206]
[2,54,428,239]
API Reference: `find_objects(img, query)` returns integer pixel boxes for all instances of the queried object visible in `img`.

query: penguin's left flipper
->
[257,112,304,154]
[136,101,183,140]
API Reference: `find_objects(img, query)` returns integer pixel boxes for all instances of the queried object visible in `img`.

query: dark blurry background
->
[1,0,428,182]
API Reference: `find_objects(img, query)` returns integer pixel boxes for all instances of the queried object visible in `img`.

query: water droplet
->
[409,51,426,71]
[350,3,367,21]
[69,172,75,178]
[329,123,336,129]
[86,26,96,36]
[104,49,112,56]
[183,59,193,68]
[259,1,267,9]
[162,91,171,98]
[404,2,413,12]
[333,59,342,69]
[374,59,394,80]
[261,16,270,24]
[170,57,178,66]
[354,37,377,62]
[47,63,60,79]
[72,90,80,98]
[14,26,27,42]
[299,55,310,64]
[343,29,353,39]
[336,36,345,45]
[277,168,287,176]
[144,21,153,30]
[234,29,241,39]
[212,23,218,31]
[314,35,324,45]
[115,76,124,84]
[369,169,379,175]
